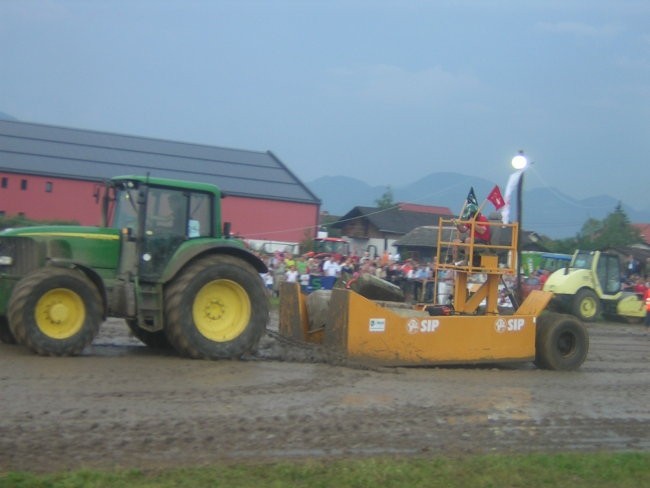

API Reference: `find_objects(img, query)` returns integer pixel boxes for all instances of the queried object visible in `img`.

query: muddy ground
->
[0,312,649,473]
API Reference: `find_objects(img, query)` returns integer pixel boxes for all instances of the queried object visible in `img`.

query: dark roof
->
[0,119,320,205]
[393,226,442,247]
[605,244,650,264]
[395,224,547,250]
[332,206,452,235]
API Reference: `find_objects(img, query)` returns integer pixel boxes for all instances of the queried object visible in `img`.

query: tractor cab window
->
[110,185,138,230]
[573,252,593,269]
[188,192,211,237]
[597,254,621,295]
[145,188,211,238]
[146,188,188,237]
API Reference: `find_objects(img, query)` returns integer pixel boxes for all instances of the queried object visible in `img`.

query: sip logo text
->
[407,319,440,334]
[495,318,525,333]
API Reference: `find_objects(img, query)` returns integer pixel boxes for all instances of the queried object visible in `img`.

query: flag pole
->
[474,198,489,220]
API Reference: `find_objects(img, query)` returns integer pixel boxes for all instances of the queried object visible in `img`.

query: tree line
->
[545,203,644,254]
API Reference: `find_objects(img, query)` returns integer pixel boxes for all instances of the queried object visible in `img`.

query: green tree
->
[575,218,603,250]
[593,202,642,249]
[547,203,642,252]
[375,186,395,209]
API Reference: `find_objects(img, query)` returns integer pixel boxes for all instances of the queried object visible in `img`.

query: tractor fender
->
[160,241,267,284]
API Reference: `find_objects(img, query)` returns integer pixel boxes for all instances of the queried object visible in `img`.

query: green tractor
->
[543,250,645,323]
[0,175,269,358]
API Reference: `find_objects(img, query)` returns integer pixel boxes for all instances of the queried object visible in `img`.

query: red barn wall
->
[0,173,103,224]
[221,195,319,243]
[0,173,319,243]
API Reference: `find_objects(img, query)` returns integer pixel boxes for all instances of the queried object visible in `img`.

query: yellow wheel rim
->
[192,279,251,342]
[580,297,597,318]
[35,288,86,339]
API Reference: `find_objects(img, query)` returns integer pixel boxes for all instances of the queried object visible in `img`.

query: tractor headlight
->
[0,256,13,266]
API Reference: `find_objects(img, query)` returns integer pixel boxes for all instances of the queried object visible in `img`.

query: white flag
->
[502,169,523,224]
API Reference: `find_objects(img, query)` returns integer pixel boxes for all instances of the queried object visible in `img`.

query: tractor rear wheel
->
[571,288,601,322]
[8,268,103,356]
[0,317,16,344]
[535,312,589,370]
[164,255,269,359]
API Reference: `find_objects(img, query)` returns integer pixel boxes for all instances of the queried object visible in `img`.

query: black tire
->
[164,255,269,359]
[8,268,103,356]
[571,288,601,322]
[535,312,589,371]
[0,317,17,344]
[126,319,172,349]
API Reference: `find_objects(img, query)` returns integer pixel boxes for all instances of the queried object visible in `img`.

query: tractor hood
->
[0,225,121,272]
[543,267,596,295]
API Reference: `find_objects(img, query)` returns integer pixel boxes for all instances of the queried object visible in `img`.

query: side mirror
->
[122,226,136,242]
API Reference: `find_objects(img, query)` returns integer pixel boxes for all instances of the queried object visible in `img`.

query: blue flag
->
[466,187,478,207]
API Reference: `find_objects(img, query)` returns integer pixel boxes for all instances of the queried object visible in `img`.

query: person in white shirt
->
[322,256,340,277]
[285,265,299,283]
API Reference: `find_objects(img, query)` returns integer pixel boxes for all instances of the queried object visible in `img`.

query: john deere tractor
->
[0,175,269,358]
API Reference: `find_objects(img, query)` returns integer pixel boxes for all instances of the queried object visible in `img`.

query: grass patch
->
[1,452,649,488]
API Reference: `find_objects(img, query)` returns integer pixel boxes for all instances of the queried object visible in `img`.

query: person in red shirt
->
[633,277,647,297]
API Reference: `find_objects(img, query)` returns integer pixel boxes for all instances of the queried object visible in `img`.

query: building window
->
[1,177,7,188]
[21,179,28,190]
[45,181,53,193]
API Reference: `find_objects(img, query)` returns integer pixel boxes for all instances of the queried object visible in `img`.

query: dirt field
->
[0,313,648,473]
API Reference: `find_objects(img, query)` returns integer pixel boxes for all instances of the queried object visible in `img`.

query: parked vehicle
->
[304,236,350,260]
[543,250,645,322]
[522,251,571,276]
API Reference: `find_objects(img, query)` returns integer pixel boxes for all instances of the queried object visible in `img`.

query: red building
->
[0,120,320,243]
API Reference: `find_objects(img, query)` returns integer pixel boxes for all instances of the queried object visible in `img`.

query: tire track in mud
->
[0,319,648,472]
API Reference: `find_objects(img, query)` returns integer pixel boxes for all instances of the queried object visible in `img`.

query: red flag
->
[487,185,505,210]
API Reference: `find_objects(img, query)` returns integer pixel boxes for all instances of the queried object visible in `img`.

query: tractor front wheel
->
[164,255,269,359]
[535,312,589,370]
[572,288,601,322]
[8,268,103,356]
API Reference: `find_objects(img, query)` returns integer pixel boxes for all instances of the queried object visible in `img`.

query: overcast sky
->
[2,0,649,211]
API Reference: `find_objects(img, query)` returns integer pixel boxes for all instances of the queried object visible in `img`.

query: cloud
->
[536,21,619,37]
[327,64,480,107]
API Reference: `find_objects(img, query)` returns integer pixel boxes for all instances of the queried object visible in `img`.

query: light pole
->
[511,150,528,304]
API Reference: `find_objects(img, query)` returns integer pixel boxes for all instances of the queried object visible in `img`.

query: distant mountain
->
[307,173,650,239]
[0,111,18,121]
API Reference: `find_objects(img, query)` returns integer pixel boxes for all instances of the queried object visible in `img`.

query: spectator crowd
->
[258,250,452,303]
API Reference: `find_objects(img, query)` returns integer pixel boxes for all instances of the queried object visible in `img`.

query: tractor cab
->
[105,176,218,279]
